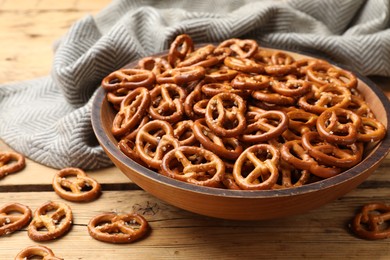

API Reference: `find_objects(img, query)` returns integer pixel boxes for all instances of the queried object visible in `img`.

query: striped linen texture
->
[0,0,389,170]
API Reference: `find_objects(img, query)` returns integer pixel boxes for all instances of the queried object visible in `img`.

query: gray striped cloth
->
[0,0,389,170]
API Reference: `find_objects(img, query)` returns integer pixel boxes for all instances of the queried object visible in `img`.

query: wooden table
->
[1,1,390,259]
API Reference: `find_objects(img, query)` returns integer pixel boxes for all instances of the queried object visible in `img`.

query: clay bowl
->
[91,47,390,221]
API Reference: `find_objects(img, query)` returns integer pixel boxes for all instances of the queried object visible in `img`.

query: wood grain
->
[1,187,390,260]
[0,0,111,83]
[1,0,390,259]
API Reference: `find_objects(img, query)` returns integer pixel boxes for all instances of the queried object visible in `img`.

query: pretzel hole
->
[320,145,351,159]
[176,130,193,142]
[141,60,157,71]
[269,135,286,146]
[146,139,176,156]
[276,168,305,187]
[96,220,111,227]
[335,144,350,150]
[377,221,390,233]
[177,44,187,55]
[309,137,328,148]
[348,100,361,111]
[79,185,93,193]
[66,182,93,193]
[287,146,304,160]
[223,120,239,130]
[322,145,350,158]
[194,100,208,113]
[59,176,93,192]
[0,156,17,166]
[258,150,274,161]
[263,117,284,127]
[215,69,230,76]
[360,212,390,232]
[184,153,209,166]
[290,116,312,124]
[327,68,350,81]
[195,173,217,182]
[338,75,352,84]
[151,93,181,115]
[166,159,184,173]
[96,222,124,235]
[0,210,23,225]
[152,96,162,106]
[223,142,237,152]
[38,209,67,230]
[246,114,259,125]
[303,96,319,106]
[335,115,351,125]
[241,161,270,183]
[109,78,120,85]
[360,124,377,134]
[284,82,301,89]
[124,219,143,230]
[329,129,349,137]
[168,89,182,100]
[21,253,48,259]
[98,219,142,234]
[211,109,240,130]
[243,150,273,171]
[290,169,307,182]
[151,129,166,139]
[324,117,351,136]
[288,129,306,140]
[240,44,252,53]
[170,153,214,177]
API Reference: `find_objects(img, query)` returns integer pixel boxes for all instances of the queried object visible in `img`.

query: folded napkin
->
[0,0,389,170]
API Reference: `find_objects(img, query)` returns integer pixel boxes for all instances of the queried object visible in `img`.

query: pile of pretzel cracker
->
[0,157,149,258]
[102,34,386,191]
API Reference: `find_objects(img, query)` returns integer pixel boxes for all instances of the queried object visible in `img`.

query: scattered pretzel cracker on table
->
[351,202,390,240]
[0,151,26,179]
[52,167,102,202]
[0,156,153,253]
[88,212,149,244]
[15,244,63,260]
[27,201,73,242]
[0,202,32,236]
[101,34,387,191]
[0,169,152,256]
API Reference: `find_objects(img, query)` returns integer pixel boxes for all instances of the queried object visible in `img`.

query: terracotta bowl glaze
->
[91,47,390,220]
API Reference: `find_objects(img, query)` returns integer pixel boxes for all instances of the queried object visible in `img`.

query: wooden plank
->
[0,0,110,11]
[1,189,390,260]
[1,0,38,10]
[74,0,114,10]
[0,0,111,83]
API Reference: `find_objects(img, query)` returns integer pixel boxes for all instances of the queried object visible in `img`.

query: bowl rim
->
[91,45,390,199]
